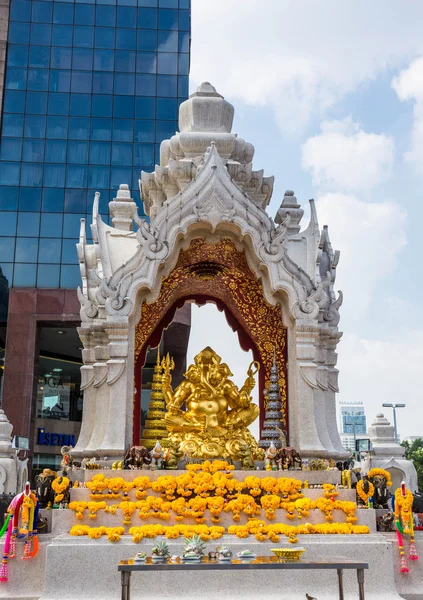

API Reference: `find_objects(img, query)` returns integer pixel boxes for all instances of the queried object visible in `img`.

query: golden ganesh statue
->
[162,347,264,461]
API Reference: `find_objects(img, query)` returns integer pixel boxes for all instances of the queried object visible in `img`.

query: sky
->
[183,0,423,441]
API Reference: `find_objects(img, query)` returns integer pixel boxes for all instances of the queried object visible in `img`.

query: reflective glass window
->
[179,30,189,53]
[157,52,177,74]
[48,93,70,115]
[137,8,157,28]
[14,263,37,286]
[157,74,176,96]
[0,139,22,161]
[61,239,78,263]
[60,265,80,288]
[179,9,189,30]
[6,68,27,90]
[27,69,49,92]
[159,0,177,7]
[156,119,176,139]
[113,119,133,141]
[158,9,177,29]
[64,189,87,212]
[156,97,176,119]
[116,28,136,50]
[2,114,24,137]
[1,264,13,282]
[45,140,67,163]
[178,75,188,97]
[88,165,110,187]
[178,53,189,75]
[22,139,44,162]
[138,0,158,6]
[49,70,71,92]
[73,26,94,49]
[0,188,18,211]
[30,24,52,45]
[17,212,40,236]
[136,74,156,96]
[26,91,48,114]
[94,27,115,49]
[68,141,88,163]
[136,52,156,73]
[71,71,92,93]
[93,72,113,94]
[95,5,116,26]
[52,25,73,47]
[10,0,31,22]
[179,0,190,8]
[63,213,84,237]
[19,187,42,211]
[66,166,87,188]
[94,49,114,71]
[37,264,60,287]
[53,3,74,25]
[114,95,134,118]
[117,7,137,27]
[134,119,154,141]
[8,23,30,45]
[91,118,112,140]
[40,213,63,237]
[20,163,43,186]
[75,4,95,25]
[112,142,132,165]
[73,48,93,70]
[0,238,15,262]
[42,188,65,212]
[44,164,66,187]
[133,143,154,166]
[3,89,26,115]
[0,212,17,236]
[38,238,61,263]
[29,47,50,69]
[69,117,90,140]
[89,141,111,164]
[115,73,135,95]
[91,95,113,117]
[7,46,29,68]
[110,166,131,188]
[135,96,155,118]
[0,163,20,186]
[137,29,156,50]
[15,237,39,262]
[157,30,177,52]
[70,94,91,116]
[24,115,46,138]
[51,47,72,69]
[47,116,69,139]
[116,50,136,72]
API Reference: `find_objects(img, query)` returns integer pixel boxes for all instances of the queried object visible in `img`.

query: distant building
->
[339,400,367,435]
[340,433,370,454]
[403,436,423,444]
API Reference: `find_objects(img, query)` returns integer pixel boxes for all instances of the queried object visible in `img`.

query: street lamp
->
[382,403,406,443]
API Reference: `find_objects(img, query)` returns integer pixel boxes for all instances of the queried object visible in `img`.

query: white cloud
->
[191,0,423,134]
[301,118,394,190]
[392,57,423,170]
[338,331,423,438]
[316,193,406,317]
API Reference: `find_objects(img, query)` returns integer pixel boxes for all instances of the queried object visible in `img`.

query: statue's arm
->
[225,381,250,408]
[168,382,191,410]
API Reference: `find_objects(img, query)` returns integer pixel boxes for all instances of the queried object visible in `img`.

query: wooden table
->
[118,556,369,600]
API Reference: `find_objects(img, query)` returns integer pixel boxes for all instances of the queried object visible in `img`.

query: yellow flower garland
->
[52,476,70,503]
[356,480,375,504]
[367,468,392,487]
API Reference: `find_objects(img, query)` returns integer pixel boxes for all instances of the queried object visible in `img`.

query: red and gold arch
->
[133,238,288,444]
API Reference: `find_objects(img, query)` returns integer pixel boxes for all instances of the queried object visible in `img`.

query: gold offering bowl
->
[271,548,306,561]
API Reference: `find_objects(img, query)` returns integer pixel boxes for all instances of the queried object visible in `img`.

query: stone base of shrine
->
[36,534,405,600]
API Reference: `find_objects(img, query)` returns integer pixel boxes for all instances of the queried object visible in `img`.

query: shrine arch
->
[132,237,288,445]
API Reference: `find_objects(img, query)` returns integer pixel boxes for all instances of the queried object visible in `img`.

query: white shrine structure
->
[73,82,348,461]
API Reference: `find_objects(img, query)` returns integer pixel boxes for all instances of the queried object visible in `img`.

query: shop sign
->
[37,428,75,447]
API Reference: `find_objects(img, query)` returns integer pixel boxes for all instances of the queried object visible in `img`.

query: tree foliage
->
[401,438,423,492]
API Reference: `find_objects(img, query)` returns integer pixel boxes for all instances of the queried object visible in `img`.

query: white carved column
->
[99,322,129,456]
[313,329,338,456]
[85,328,110,454]
[295,324,329,458]
[324,330,349,458]
[72,327,96,458]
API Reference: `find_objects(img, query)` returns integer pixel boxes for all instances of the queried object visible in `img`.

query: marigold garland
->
[356,480,374,504]
[52,476,70,503]
[367,468,392,487]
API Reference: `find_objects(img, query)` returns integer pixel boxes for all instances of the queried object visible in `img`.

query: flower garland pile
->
[52,476,70,503]
[356,480,375,505]
[394,483,419,573]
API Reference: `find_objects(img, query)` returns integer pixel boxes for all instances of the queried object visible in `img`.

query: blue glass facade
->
[0,0,190,289]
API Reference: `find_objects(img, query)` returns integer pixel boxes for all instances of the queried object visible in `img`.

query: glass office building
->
[339,401,367,435]
[0,0,190,289]
[0,0,191,474]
